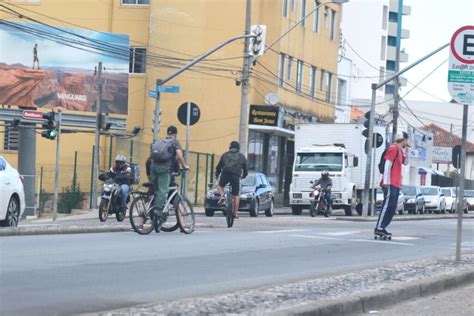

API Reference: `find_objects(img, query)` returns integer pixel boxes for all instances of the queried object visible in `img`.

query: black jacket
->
[215,148,248,178]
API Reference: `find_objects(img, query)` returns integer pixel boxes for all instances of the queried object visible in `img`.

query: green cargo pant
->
[150,162,170,211]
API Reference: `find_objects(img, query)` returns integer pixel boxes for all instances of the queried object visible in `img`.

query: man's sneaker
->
[374,228,385,236]
[151,207,163,218]
[382,229,392,236]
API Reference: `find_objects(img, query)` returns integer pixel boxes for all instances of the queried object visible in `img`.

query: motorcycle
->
[309,185,330,217]
[98,172,128,222]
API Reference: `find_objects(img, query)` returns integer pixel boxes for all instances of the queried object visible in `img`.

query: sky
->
[401,0,474,102]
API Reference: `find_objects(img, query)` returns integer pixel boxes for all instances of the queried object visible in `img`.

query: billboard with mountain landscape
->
[0,21,129,114]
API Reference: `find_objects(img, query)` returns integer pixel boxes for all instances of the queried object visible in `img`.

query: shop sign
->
[248,105,279,126]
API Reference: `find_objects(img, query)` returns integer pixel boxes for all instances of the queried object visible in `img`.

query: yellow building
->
[0,0,342,208]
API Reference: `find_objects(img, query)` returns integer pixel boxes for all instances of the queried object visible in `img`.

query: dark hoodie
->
[215,148,248,178]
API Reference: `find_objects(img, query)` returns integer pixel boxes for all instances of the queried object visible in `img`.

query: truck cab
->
[289,144,357,216]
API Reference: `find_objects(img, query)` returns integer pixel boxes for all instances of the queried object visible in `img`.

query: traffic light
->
[41,111,57,140]
[249,25,267,56]
[362,111,383,154]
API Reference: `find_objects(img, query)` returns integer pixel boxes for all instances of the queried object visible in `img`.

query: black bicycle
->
[129,172,195,235]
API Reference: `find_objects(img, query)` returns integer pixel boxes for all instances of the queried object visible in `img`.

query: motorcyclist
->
[107,154,132,212]
[312,170,332,212]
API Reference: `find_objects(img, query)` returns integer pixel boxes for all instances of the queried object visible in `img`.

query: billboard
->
[408,126,433,168]
[432,146,452,164]
[0,21,130,114]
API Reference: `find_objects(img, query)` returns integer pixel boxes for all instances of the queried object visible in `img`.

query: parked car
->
[465,190,474,211]
[205,172,274,217]
[402,185,425,214]
[375,188,405,215]
[0,156,25,227]
[441,187,457,213]
[420,186,447,213]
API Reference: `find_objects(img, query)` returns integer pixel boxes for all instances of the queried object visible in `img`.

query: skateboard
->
[374,233,392,240]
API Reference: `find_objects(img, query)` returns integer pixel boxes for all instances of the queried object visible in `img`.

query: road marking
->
[318,231,361,236]
[255,229,310,234]
[289,234,415,246]
[392,236,420,241]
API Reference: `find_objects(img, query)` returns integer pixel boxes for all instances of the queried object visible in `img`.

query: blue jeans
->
[120,184,130,207]
[376,185,399,230]
[324,191,332,209]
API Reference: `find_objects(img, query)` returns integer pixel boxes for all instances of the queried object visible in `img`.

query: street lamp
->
[265,0,349,52]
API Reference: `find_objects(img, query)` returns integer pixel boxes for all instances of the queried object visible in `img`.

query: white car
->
[421,186,446,213]
[465,190,474,211]
[441,187,457,213]
[0,156,25,227]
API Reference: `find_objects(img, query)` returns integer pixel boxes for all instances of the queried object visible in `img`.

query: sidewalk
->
[83,254,474,316]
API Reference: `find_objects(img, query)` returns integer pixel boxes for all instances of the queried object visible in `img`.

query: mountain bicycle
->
[129,171,195,235]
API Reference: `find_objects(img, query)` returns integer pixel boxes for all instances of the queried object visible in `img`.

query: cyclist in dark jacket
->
[215,141,248,219]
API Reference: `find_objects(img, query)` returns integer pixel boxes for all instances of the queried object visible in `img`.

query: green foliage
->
[58,175,83,214]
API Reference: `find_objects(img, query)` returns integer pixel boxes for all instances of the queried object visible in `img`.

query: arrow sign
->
[157,85,180,93]
[148,90,158,99]
[22,110,44,120]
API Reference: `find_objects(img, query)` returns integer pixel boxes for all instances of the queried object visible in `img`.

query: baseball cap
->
[167,125,177,135]
[395,131,408,141]
[229,141,240,150]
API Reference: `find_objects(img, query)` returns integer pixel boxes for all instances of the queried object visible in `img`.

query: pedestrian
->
[375,131,410,237]
[33,43,40,69]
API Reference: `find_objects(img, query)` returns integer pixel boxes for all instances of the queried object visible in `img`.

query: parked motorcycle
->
[309,185,330,217]
[98,173,127,222]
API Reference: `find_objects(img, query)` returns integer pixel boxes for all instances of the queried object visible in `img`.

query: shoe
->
[374,228,385,236]
[382,229,392,236]
[151,207,163,218]
[217,196,226,206]
[323,211,329,218]
[233,211,239,219]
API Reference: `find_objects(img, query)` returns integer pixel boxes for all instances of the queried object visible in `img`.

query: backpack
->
[222,151,242,175]
[150,138,175,163]
[378,146,399,174]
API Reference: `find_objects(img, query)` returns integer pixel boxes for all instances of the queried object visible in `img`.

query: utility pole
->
[238,0,252,157]
[92,62,103,209]
[448,123,453,173]
[153,79,162,143]
[52,110,62,221]
[391,0,403,143]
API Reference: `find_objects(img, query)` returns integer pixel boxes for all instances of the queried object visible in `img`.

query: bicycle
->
[129,171,195,235]
[221,183,235,228]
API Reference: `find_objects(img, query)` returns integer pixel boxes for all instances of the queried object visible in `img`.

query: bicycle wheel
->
[226,193,234,228]
[161,196,180,232]
[175,196,195,234]
[129,195,155,235]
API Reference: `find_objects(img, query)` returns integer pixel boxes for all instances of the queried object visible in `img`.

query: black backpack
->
[222,151,242,175]
[378,146,399,174]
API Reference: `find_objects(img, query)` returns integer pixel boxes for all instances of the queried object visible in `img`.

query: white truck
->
[289,123,386,216]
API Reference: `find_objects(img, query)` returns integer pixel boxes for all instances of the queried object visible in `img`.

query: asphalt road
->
[1,215,473,315]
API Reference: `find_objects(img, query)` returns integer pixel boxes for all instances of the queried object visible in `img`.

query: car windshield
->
[294,152,343,172]
[441,189,451,197]
[421,187,438,195]
[465,190,474,197]
[241,174,256,186]
[402,186,416,195]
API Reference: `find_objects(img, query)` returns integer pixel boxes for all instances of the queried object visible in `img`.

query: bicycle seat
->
[142,182,154,189]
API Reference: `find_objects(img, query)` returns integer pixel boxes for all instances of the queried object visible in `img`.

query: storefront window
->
[267,135,282,191]
[248,131,264,172]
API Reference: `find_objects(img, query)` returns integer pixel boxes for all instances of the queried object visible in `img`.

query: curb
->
[335,214,474,222]
[270,268,474,316]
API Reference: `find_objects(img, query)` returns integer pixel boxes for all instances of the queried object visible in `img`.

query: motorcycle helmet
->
[115,154,127,166]
[321,170,329,178]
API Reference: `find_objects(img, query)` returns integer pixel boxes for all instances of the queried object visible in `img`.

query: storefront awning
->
[249,124,295,137]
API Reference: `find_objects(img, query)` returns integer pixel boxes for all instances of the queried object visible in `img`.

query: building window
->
[287,56,293,81]
[296,60,304,92]
[329,9,336,40]
[389,12,398,22]
[386,60,396,71]
[381,36,386,60]
[129,47,146,73]
[278,53,286,87]
[379,66,385,83]
[3,125,19,151]
[387,36,397,47]
[122,0,149,5]
[300,0,307,26]
[385,84,395,95]
[320,69,326,91]
[313,1,321,32]
[248,131,265,172]
[291,0,297,12]
[309,66,316,97]
[326,72,333,102]
[324,7,330,29]
[282,0,288,17]
[382,5,388,30]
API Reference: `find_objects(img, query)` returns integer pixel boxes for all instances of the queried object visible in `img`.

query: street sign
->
[21,110,44,120]
[448,25,474,105]
[157,85,180,93]
[432,146,452,164]
[178,102,200,126]
[148,90,157,99]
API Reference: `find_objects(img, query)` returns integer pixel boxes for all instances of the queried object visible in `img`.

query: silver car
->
[421,186,447,213]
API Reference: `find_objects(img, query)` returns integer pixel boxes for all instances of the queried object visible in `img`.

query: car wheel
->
[265,199,274,217]
[291,205,303,215]
[1,196,20,227]
[249,199,259,217]
[205,208,215,217]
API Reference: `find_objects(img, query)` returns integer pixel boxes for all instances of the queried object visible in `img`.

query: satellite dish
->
[264,93,280,106]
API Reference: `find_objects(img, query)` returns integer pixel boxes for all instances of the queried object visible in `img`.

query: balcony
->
[388,22,410,39]
[387,46,408,63]
[389,0,411,15]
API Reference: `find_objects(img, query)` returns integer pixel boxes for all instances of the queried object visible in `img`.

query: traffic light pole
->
[52,110,62,221]
[362,43,449,216]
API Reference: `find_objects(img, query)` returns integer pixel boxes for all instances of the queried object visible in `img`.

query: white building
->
[340,0,411,111]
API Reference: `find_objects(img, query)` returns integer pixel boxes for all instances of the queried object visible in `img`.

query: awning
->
[249,124,295,137]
